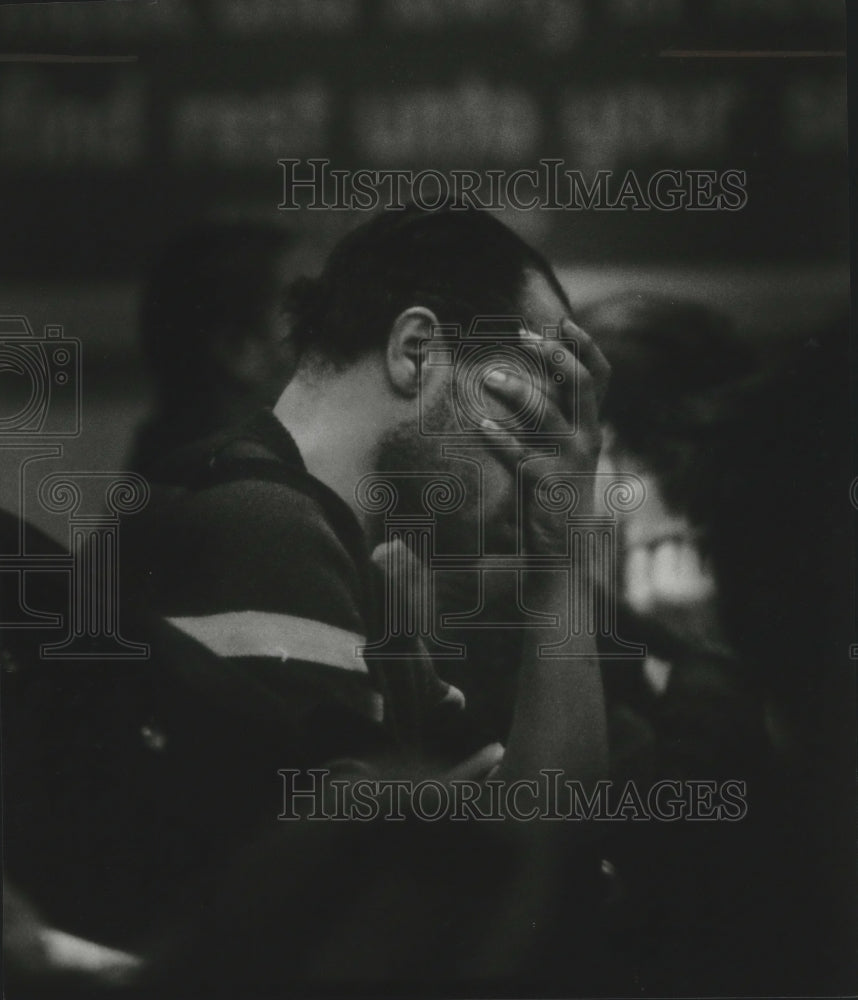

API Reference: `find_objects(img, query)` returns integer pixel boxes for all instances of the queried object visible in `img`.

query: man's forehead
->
[518,269,576,338]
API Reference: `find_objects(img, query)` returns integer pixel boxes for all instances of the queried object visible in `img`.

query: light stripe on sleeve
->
[166,610,369,674]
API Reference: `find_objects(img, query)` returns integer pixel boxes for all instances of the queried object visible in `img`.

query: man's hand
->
[478,318,610,555]
[476,318,610,789]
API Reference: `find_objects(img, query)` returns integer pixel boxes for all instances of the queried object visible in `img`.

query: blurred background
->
[0,6,853,991]
[0,0,848,542]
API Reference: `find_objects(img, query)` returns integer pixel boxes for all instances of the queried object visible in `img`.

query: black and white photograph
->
[0,1,854,996]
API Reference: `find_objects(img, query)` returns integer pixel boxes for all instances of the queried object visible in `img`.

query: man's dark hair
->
[285,205,569,362]
[140,220,295,407]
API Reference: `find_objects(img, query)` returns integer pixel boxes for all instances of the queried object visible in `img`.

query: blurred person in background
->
[581,293,754,653]
[606,320,854,995]
[128,219,300,476]
[577,293,761,783]
[670,318,851,805]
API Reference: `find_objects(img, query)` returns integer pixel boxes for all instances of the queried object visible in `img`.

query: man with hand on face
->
[119,205,615,988]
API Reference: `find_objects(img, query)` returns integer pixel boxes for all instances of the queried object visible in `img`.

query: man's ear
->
[385,307,438,397]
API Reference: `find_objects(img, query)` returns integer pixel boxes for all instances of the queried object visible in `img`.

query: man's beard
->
[373,396,474,543]
[374,394,521,552]
[373,401,524,742]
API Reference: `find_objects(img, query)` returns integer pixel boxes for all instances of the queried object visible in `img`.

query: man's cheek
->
[482,456,519,553]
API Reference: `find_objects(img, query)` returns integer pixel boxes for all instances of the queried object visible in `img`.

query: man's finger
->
[371,539,424,581]
[476,415,529,476]
[444,742,505,783]
[483,358,596,439]
[560,318,611,406]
